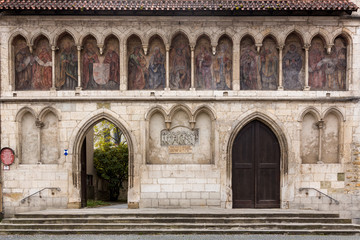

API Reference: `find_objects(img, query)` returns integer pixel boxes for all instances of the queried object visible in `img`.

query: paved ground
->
[1,235,359,240]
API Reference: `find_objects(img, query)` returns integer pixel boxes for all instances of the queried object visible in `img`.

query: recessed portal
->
[232,120,280,208]
[80,120,128,208]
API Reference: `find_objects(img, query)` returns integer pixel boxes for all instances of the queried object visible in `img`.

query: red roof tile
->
[0,0,357,13]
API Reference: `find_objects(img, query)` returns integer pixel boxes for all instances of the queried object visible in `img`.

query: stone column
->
[51,45,56,91]
[76,45,82,90]
[277,45,284,90]
[165,44,170,90]
[120,42,127,91]
[190,44,195,90]
[304,44,310,91]
[233,43,240,90]
[316,120,324,164]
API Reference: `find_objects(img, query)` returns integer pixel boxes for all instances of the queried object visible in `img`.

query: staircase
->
[0,209,359,235]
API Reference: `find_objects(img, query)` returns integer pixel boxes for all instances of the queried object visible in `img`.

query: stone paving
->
[1,235,359,240]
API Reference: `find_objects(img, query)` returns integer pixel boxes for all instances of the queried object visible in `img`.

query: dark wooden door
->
[232,120,280,208]
[80,138,87,208]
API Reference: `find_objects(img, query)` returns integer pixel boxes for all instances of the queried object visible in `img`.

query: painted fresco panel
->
[14,37,32,90]
[128,37,148,90]
[328,37,346,90]
[195,37,213,89]
[128,36,166,90]
[283,34,304,90]
[14,36,52,90]
[169,34,191,90]
[82,37,119,90]
[56,35,77,90]
[259,38,278,90]
[214,37,232,90]
[309,37,326,90]
[240,37,258,90]
[33,37,52,90]
[147,37,166,89]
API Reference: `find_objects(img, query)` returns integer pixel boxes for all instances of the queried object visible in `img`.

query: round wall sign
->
[1,148,15,165]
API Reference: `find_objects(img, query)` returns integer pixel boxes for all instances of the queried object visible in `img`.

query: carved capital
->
[326,44,334,54]
[165,44,170,52]
[316,120,324,129]
[51,45,58,51]
[142,44,148,55]
[98,44,104,55]
[212,45,217,56]
[277,44,284,51]
[76,45,82,51]
[303,44,311,51]
[28,44,34,53]
[255,43,262,53]
[35,119,44,128]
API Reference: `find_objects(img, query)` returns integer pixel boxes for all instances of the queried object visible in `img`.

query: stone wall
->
[0,15,360,219]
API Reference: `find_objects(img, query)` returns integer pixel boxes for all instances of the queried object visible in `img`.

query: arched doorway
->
[232,120,280,208]
[79,119,129,208]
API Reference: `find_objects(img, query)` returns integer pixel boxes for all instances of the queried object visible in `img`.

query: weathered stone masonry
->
[0,12,360,220]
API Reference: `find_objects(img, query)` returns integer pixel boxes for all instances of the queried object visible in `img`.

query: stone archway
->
[70,110,135,208]
[226,111,289,208]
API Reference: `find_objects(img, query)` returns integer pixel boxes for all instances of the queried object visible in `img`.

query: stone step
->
[2,217,352,224]
[13,212,340,219]
[0,229,359,235]
[0,223,359,230]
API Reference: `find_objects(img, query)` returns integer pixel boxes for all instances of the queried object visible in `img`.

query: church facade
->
[1,1,360,219]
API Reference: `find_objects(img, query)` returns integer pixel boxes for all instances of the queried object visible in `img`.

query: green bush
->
[93,142,128,201]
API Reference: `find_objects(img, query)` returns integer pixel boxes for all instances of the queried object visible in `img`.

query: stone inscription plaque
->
[161,129,199,146]
[168,145,193,154]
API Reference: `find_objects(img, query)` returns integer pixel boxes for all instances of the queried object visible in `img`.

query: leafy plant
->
[93,141,128,201]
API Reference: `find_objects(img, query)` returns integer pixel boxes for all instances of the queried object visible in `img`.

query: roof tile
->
[0,0,357,12]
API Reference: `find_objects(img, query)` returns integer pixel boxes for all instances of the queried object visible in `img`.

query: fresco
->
[33,37,52,90]
[169,34,191,90]
[14,36,52,90]
[283,34,304,90]
[195,37,213,89]
[147,37,166,89]
[328,37,346,90]
[214,37,232,90]
[259,37,278,90]
[82,36,120,90]
[240,37,258,90]
[14,37,33,90]
[308,37,326,90]
[56,34,77,90]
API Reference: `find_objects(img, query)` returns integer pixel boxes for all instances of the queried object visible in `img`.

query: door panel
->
[232,120,280,208]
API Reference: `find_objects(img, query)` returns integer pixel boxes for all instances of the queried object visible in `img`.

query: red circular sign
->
[1,148,15,165]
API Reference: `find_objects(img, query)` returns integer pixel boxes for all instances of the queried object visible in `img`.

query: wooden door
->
[232,120,280,208]
[80,138,87,208]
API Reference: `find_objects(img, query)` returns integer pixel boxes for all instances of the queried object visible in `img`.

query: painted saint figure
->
[240,41,258,90]
[58,39,77,90]
[196,46,213,89]
[15,41,33,90]
[330,38,346,90]
[148,47,165,89]
[309,38,326,89]
[128,46,148,90]
[283,44,303,90]
[103,43,120,89]
[170,43,190,89]
[82,41,100,90]
[32,40,52,90]
[259,41,278,90]
[214,42,232,90]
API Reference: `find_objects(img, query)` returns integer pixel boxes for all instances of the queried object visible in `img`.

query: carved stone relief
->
[148,107,213,164]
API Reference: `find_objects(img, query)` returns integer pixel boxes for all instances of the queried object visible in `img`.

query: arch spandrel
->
[168,104,193,123]
[38,106,61,122]
[322,107,346,122]
[145,30,168,46]
[124,30,145,46]
[79,32,101,46]
[15,107,38,123]
[30,32,51,46]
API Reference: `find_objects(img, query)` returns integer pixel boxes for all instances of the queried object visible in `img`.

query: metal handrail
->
[299,187,339,205]
[21,187,61,204]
